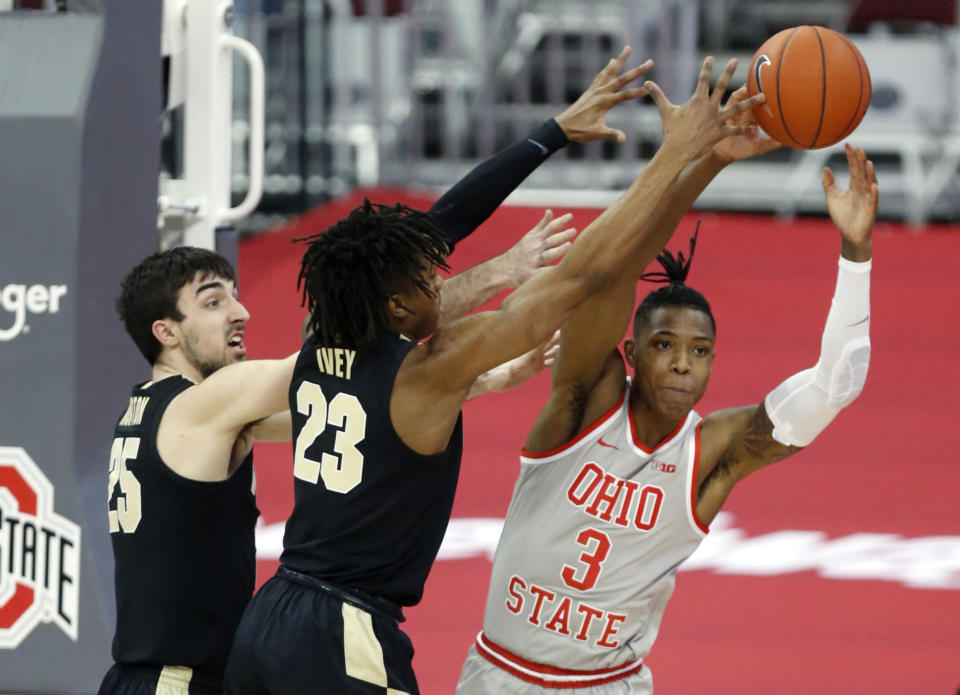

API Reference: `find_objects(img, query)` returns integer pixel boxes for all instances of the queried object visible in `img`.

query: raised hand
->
[555,46,653,144]
[500,209,577,287]
[824,144,877,260]
[470,330,561,399]
[646,57,766,160]
[712,85,781,163]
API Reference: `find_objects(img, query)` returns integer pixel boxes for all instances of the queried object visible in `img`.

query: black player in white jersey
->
[100,45,676,695]
[224,53,765,694]
[457,91,877,692]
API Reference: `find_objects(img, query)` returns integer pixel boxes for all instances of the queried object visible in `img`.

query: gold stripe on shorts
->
[343,603,388,687]
[342,603,410,694]
[155,665,192,695]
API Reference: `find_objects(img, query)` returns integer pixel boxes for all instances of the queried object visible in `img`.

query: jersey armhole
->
[520,382,628,463]
[687,422,710,536]
[150,379,250,489]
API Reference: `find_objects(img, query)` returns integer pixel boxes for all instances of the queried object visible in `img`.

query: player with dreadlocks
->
[297,200,451,349]
[457,118,877,693]
[225,55,765,695]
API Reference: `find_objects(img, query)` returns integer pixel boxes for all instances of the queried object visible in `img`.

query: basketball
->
[746,25,871,149]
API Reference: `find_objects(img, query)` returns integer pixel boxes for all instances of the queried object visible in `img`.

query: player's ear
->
[623,339,638,367]
[152,318,180,349]
[388,295,412,318]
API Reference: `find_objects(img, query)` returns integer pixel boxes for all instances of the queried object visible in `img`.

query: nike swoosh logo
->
[527,138,549,155]
[597,438,619,450]
[847,314,870,327]
[754,54,774,117]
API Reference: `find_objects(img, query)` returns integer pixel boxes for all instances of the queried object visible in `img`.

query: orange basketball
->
[746,25,871,149]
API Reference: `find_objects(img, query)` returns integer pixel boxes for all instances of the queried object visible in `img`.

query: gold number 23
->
[293,382,367,494]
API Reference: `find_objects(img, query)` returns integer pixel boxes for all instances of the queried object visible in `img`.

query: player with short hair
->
[456,128,877,693]
[224,54,764,695]
[99,45,667,695]
[101,246,292,695]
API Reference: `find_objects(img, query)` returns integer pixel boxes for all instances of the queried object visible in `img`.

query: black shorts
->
[224,569,418,695]
[99,663,223,695]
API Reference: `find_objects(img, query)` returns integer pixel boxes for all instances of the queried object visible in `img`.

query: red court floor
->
[238,190,960,695]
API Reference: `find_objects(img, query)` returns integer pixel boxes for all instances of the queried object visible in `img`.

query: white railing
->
[224,0,960,228]
[159,0,265,249]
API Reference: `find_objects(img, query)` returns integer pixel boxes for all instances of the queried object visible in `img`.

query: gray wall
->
[0,1,161,692]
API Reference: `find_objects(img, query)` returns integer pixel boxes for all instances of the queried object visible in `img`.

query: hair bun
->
[640,221,700,286]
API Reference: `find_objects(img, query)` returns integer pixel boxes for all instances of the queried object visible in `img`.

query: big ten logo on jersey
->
[651,459,676,473]
[0,283,68,342]
[0,446,81,648]
[566,462,664,531]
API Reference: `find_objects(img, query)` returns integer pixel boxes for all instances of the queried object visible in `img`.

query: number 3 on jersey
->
[561,528,612,591]
[294,381,367,493]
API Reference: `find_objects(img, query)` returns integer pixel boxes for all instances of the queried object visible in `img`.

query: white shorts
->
[456,644,654,695]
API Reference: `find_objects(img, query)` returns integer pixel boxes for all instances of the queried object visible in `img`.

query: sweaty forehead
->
[641,306,715,340]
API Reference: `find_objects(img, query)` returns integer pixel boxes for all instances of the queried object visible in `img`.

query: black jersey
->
[107,376,258,678]
[280,333,463,607]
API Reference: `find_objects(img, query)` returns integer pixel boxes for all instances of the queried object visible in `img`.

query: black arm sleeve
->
[428,119,569,251]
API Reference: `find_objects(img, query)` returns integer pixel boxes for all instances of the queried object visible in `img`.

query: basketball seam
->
[810,27,827,148]
[837,34,866,141]
[776,27,804,148]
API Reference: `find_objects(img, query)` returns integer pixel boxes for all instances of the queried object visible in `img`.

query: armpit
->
[698,405,801,502]
[563,381,591,443]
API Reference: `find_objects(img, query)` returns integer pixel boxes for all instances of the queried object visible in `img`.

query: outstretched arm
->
[392,57,763,455]
[526,85,778,452]
[174,354,298,435]
[252,411,293,443]
[437,211,576,324]
[696,144,878,523]
[157,353,299,480]
[432,46,652,249]
[466,331,559,400]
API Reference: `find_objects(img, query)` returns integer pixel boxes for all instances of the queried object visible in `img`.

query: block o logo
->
[0,446,80,648]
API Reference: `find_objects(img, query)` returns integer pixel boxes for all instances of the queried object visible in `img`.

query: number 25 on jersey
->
[108,436,142,533]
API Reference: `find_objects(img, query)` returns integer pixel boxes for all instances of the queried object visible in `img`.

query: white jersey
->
[475,380,708,688]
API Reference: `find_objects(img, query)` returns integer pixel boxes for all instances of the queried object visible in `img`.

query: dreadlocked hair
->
[296,199,450,348]
[633,223,716,335]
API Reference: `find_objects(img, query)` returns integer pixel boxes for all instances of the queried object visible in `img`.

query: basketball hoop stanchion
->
[158,0,264,251]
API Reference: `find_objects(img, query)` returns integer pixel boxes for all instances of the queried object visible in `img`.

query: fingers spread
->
[712,58,739,99]
[723,92,764,120]
[616,85,653,105]
[695,56,715,94]
[615,60,654,88]
[726,85,748,105]
[544,226,577,247]
[534,209,554,232]
[541,241,573,264]
[602,45,632,80]
[645,80,671,111]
